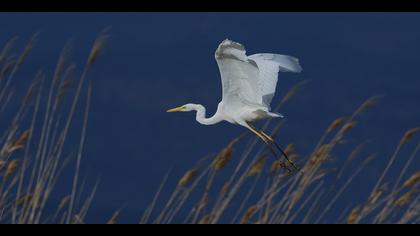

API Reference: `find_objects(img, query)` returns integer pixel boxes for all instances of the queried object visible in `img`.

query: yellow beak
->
[166,106,185,113]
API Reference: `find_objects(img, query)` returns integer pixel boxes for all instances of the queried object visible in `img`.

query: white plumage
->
[167,39,303,170]
[214,39,302,122]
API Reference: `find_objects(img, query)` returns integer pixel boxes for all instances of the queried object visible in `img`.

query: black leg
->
[248,123,300,172]
[245,123,291,173]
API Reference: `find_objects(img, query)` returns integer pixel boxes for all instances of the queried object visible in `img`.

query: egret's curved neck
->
[193,104,223,125]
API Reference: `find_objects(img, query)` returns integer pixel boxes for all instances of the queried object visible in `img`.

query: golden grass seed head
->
[106,211,120,224]
[368,183,389,207]
[56,63,76,105]
[327,117,346,133]
[401,127,420,144]
[212,148,233,171]
[55,43,72,79]
[247,156,266,177]
[17,33,38,66]
[284,143,296,156]
[341,121,358,135]
[59,195,71,210]
[403,171,420,189]
[308,144,330,167]
[71,214,84,224]
[23,80,40,106]
[212,139,238,171]
[58,78,73,102]
[368,189,384,205]
[312,169,328,182]
[395,192,413,207]
[178,169,198,187]
[240,206,258,224]
[269,160,282,175]
[316,144,330,157]
[218,182,230,198]
[1,57,17,79]
[198,214,214,224]
[194,193,209,213]
[5,160,19,178]
[16,194,33,206]
[0,36,18,64]
[5,129,32,154]
[358,95,383,114]
[13,129,31,149]
[88,31,109,66]
[347,206,361,224]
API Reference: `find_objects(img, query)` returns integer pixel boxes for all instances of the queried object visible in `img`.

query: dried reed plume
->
[58,195,71,210]
[198,214,214,224]
[0,31,107,224]
[240,206,258,224]
[247,156,266,177]
[358,95,383,114]
[8,129,31,153]
[106,211,120,224]
[347,206,361,224]
[395,192,413,207]
[5,160,19,178]
[88,29,110,66]
[341,121,358,135]
[212,138,239,171]
[16,194,33,207]
[178,169,198,187]
[327,117,346,133]
[143,91,419,224]
[401,127,420,144]
[403,172,420,189]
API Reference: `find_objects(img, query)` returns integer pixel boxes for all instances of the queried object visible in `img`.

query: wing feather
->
[215,39,261,106]
[214,39,303,111]
[248,53,302,108]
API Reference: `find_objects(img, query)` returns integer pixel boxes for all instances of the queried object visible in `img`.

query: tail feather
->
[268,112,284,118]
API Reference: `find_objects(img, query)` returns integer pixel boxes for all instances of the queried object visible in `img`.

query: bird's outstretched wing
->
[215,39,261,107]
[248,53,302,108]
[215,39,302,110]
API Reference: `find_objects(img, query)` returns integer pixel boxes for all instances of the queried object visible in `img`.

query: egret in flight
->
[167,39,302,170]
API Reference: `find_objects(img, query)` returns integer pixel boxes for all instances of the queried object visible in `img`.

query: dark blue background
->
[0,13,419,223]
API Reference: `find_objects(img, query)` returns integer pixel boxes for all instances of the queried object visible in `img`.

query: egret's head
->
[166,103,196,113]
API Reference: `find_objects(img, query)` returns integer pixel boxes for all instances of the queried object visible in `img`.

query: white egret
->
[167,39,302,170]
